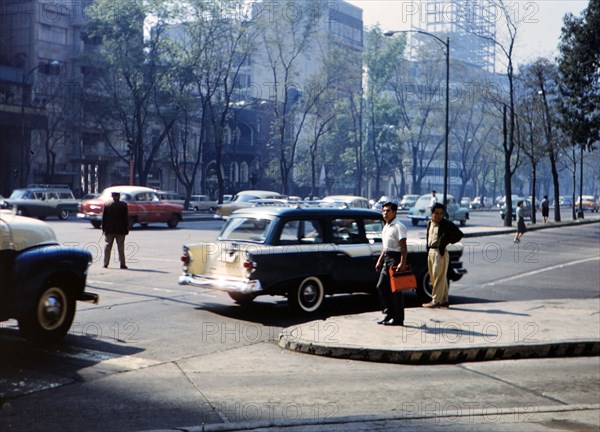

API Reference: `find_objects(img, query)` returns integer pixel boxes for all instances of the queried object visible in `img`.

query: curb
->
[149,404,600,432]
[278,333,600,365]
[462,217,599,237]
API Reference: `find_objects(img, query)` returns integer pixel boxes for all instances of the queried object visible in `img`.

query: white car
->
[407,193,469,226]
[189,195,218,211]
[214,190,283,219]
[320,195,371,209]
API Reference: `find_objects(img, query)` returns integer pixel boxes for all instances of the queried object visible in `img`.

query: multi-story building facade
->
[381,0,498,199]
[0,0,92,196]
[1,0,364,199]
[232,0,363,195]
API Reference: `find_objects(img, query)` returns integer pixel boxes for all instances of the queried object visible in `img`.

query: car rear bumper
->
[449,261,467,281]
[178,274,263,294]
[77,212,101,221]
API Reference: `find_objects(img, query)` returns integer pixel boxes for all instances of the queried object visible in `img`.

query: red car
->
[78,186,183,229]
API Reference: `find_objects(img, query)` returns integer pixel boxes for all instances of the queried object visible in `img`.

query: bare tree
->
[470,0,521,226]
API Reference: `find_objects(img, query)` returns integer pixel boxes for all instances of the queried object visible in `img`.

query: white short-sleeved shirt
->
[382,218,408,252]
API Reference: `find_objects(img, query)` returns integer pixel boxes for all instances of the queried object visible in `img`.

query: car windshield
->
[10,190,33,199]
[219,216,272,243]
[233,194,259,203]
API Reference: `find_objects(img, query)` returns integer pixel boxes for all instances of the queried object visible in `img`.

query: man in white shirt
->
[375,201,408,326]
[430,190,438,208]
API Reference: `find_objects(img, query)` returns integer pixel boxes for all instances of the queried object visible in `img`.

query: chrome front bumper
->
[178,274,263,294]
[77,212,101,221]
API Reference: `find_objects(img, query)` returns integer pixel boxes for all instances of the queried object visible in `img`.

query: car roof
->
[230,207,382,218]
[236,190,281,196]
[322,195,368,201]
[101,185,156,195]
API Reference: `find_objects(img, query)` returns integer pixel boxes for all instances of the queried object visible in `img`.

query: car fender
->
[10,246,91,317]
[251,246,339,294]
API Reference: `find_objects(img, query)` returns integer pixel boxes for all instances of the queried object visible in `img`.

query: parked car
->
[0,210,98,343]
[460,197,472,207]
[156,191,186,207]
[178,207,467,313]
[496,195,519,208]
[559,196,574,207]
[500,198,532,220]
[320,195,371,209]
[470,196,493,209]
[399,194,419,210]
[214,190,283,219]
[407,194,469,226]
[78,185,183,229]
[189,195,218,211]
[371,195,398,211]
[6,185,80,220]
[575,195,599,212]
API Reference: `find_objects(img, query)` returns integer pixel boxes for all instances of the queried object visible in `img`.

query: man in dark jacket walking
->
[423,203,463,308]
[102,191,129,269]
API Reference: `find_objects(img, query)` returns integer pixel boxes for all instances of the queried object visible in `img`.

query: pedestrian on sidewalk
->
[540,195,549,223]
[102,191,129,269]
[514,200,527,243]
[375,201,408,326]
[430,190,438,208]
[423,203,463,309]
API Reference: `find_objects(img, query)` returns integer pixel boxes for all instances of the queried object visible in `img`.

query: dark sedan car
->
[179,207,467,313]
[1,210,98,343]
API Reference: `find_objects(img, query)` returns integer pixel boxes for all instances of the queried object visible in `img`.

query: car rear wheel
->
[460,219,466,227]
[417,271,433,303]
[167,214,179,228]
[417,271,450,304]
[91,220,101,229]
[228,293,255,305]
[58,209,70,220]
[288,276,325,313]
[18,283,76,344]
[411,219,419,226]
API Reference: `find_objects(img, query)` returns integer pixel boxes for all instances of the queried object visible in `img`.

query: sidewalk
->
[279,298,600,365]
[279,216,600,364]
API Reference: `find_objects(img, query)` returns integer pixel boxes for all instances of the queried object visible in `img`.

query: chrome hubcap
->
[39,288,66,330]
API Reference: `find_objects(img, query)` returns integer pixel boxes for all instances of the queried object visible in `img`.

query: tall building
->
[409,0,496,72]
[0,0,91,196]
[233,0,363,194]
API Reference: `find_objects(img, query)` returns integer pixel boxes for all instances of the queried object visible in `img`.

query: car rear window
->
[332,218,362,244]
[219,217,272,243]
[278,219,324,245]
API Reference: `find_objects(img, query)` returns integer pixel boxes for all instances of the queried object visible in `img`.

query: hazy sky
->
[347,0,589,67]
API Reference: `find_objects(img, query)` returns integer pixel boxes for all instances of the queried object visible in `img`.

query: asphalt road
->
[0,216,598,431]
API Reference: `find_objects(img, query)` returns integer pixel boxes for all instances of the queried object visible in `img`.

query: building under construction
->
[409,0,497,72]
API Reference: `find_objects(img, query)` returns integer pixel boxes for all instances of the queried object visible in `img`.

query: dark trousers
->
[376,253,405,322]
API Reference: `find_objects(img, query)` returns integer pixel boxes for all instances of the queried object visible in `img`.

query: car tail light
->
[181,247,190,271]
[243,255,256,273]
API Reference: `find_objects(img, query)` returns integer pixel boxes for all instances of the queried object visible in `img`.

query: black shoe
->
[103,265,108,268]
[384,319,404,326]
[120,265,128,269]
[377,316,392,325]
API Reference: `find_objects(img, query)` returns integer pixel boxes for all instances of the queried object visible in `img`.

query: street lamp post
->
[384,30,450,202]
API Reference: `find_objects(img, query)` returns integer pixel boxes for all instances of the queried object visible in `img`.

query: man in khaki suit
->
[423,203,463,308]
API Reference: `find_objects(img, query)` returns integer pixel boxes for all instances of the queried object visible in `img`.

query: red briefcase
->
[388,266,417,292]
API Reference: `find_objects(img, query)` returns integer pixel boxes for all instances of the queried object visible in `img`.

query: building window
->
[39,24,67,44]
[240,162,249,183]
